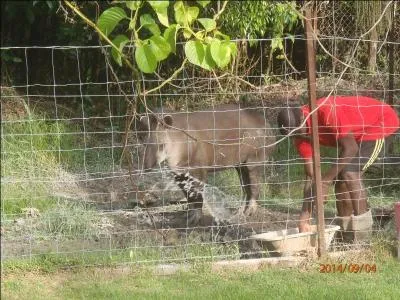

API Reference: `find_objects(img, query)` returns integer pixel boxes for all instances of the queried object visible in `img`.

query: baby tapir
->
[135,104,275,224]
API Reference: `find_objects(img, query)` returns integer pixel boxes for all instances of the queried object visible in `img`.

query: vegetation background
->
[1,3,399,296]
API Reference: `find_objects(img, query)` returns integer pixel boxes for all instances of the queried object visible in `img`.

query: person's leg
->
[341,171,368,216]
[342,139,383,216]
[338,139,385,243]
[334,174,356,242]
[334,176,353,217]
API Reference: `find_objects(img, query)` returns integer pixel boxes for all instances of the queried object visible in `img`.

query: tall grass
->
[1,107,123,216]
[1,116,81,215]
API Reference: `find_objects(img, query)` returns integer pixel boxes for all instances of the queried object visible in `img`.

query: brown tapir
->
[135,104,275,223]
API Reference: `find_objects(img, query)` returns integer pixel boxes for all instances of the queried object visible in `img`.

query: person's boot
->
[350,209,373,244]
[334,215,354,243]
[334,210,373,244]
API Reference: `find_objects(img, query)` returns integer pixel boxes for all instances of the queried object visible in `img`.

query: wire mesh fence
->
[1,6,399,267]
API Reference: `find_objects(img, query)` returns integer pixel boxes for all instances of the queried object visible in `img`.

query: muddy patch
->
[2,168,299,261]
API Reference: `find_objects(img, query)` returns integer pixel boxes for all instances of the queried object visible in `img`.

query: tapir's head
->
[135,113,173,171]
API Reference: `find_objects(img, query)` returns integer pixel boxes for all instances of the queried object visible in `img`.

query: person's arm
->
[299,160,313,232]
[294,138,315,232]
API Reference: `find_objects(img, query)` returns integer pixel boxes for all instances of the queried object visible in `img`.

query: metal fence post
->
[304,4,326,257]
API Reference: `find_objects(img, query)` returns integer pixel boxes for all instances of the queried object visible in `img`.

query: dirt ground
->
[1,168,300,260]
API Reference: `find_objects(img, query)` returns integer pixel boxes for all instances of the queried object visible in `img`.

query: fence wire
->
[1,10,400,266]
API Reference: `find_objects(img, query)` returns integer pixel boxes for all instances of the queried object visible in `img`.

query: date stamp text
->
[319,263,376,273]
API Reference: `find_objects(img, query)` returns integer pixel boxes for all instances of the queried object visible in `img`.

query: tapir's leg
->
[236,166,254,215]
[243,165,261,216]
[175,169,207,225]
[236,166,251,198]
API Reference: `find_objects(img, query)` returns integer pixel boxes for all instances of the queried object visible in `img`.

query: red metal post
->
[305,5,326,257]
[395,202,400,259]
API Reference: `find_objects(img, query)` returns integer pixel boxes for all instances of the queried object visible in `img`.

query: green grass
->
[35,201,104,238]
[2,258,400,300]
[2,234,241,274]
[1,116,80,215]
[1,111,122,216]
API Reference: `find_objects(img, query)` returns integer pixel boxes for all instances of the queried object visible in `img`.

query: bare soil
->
[1,168,299,260]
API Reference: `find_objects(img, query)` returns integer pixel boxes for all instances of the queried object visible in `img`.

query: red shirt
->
[294,96,399,159]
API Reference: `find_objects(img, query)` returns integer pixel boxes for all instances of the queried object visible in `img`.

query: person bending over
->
[277,95,399,241]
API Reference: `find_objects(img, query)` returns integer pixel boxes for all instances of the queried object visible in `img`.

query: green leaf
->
[184,40,205,68]
[97,7,127,36]
[184,40,214,70]
[135,43,157,73]
[197,18,216,32]
[210,39,231,68]
[186,6,199,25]
[148,1,169,27]
[149,35,171,61]
[194,31,205,40]
[214,30,230,41]
[156,8,169,27]
[174,1,186,25]
[148,1,169,10]
[271,37,283,51]
[197,1,210,8]
[140,14,160,36]
[140,14,156,26]
[183,29,192,39]
[174,2,198,26]
[163,24,178,53]
[203,44,216,70]
[228,42,237,58]
[111,34,129,66]
[126,1,141,11]
[287,34,295,43]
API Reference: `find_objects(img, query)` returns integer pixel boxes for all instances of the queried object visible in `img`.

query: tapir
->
[135,104,275,223]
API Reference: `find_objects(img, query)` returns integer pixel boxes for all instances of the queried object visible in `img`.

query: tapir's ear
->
[139,114,158,130]
[163,115,173,127]
[139,115,149,130]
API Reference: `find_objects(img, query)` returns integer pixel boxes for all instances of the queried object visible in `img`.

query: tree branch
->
[63,0,135,71]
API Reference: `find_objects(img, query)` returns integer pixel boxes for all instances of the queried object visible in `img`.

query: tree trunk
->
[368,28,378,73]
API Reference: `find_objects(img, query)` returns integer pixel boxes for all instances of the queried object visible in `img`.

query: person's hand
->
[298,221,312,233]
[299,211,312,233]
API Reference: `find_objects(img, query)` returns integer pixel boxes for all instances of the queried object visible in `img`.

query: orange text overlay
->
[319,263,377,273]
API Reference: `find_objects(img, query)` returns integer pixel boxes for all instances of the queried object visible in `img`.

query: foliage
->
[219,1,299,50]
[93,0,237,73]
[2,0,57,26]
[1,105,81,214]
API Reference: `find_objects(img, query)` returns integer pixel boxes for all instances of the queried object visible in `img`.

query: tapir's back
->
[163,104,274,168]
[170,105,270,138]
